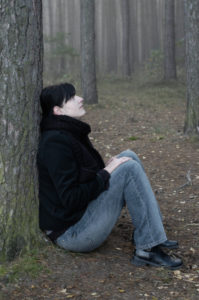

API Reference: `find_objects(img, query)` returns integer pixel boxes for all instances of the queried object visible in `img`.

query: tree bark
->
[164,0,177,80]
[136,0,143,64]
[0,0,43,261]
[121,0,131,76]
[184,0,199,134]
[80,0,98,104]
[58,0,66,75]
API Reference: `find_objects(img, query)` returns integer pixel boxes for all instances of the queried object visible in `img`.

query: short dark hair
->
[40,83,76,117]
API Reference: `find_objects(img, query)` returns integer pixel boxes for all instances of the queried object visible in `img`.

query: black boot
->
[131,246,182,270]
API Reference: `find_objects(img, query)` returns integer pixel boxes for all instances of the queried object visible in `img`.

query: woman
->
[37,82,182,269]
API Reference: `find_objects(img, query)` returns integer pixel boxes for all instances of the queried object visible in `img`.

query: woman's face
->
[54,95,86,118]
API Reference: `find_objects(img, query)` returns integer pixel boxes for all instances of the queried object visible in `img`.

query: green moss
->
[6,235,26,261]
[0,265,7,277]
[0,152,5,184]
[0,250,50,283]
[10,256,45,280]
[157,136,164,140]
[128,136,140,141]
[0,181,42,261]
[0,167,4,184]
[188,134,199,143]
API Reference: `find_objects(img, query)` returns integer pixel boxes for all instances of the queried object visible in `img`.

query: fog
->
[43,0,185,80]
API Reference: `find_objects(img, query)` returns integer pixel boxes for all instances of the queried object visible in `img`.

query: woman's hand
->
[104,156,132,174]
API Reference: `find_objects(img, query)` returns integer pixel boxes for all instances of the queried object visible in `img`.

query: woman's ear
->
[53,106,62,115]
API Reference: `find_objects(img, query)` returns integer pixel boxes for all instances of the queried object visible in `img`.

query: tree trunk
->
[0,0,43,261]
[58,0,66,75]
[136,0,143,64]
[95,0,104,73]
[184,0,199,134]
[121,0,131,76]
[164,0,177,80]
[80,0,98,104]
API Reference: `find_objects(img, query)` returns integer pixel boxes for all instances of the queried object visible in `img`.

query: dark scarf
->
[40,115,91,138]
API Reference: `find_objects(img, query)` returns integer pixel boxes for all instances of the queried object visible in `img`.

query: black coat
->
[37,115,110,234]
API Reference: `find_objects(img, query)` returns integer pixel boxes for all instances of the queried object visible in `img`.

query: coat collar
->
[40,115,91,137]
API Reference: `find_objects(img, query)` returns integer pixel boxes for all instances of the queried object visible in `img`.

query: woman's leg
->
[56,152,167,252]
[118,150,163,221]
[56,164,126,252]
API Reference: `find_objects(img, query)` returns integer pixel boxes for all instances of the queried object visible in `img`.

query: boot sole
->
[131,256,182,270]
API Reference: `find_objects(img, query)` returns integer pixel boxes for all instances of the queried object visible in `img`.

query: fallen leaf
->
[60,289,67,294]
[174,270,181,275]
[190,247,196,253]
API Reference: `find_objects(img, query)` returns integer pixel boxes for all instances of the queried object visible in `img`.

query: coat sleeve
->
[43,133,109,213]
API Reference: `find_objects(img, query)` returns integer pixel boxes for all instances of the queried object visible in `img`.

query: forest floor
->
[1,77,199,300]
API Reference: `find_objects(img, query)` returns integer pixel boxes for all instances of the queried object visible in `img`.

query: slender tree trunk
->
[150,0,159,50]
[58,0,65,75]
[0,0,43,261]
[164,0,177,80]
[121,0,131,76]
[95,0,104,73]
[157,0,165,51]
[184,0,199,134]
[48,0,54,78]
[80,0,98,104]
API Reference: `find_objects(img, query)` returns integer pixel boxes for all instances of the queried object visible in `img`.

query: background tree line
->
[43,0,185,79]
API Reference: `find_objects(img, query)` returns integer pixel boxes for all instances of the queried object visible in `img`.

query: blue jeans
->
[56,150,167,251]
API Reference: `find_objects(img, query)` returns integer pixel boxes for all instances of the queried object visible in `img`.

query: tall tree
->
[0,0,43,260]
[184,0,199,134]
[80,0,98,104]
[121,0,131,76]
[58,0,66,75]
[164,0,177,80]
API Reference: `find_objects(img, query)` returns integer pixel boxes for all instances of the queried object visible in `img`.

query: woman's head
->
[40,83,76,117]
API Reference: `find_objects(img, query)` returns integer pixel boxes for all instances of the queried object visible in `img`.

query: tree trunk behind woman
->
[80,0,98,104]
[164,0,177,80]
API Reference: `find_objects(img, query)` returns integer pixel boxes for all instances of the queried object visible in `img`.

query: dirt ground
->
[0,79,199,300]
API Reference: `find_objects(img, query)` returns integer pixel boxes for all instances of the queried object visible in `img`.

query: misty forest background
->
[43,0,184,82]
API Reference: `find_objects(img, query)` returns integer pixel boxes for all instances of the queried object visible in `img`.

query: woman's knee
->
[56,234,98,253]
[117,159,142,176]
[118,149,140,162]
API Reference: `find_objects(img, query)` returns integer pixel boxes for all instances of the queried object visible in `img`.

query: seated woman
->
[37,82,182,269]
